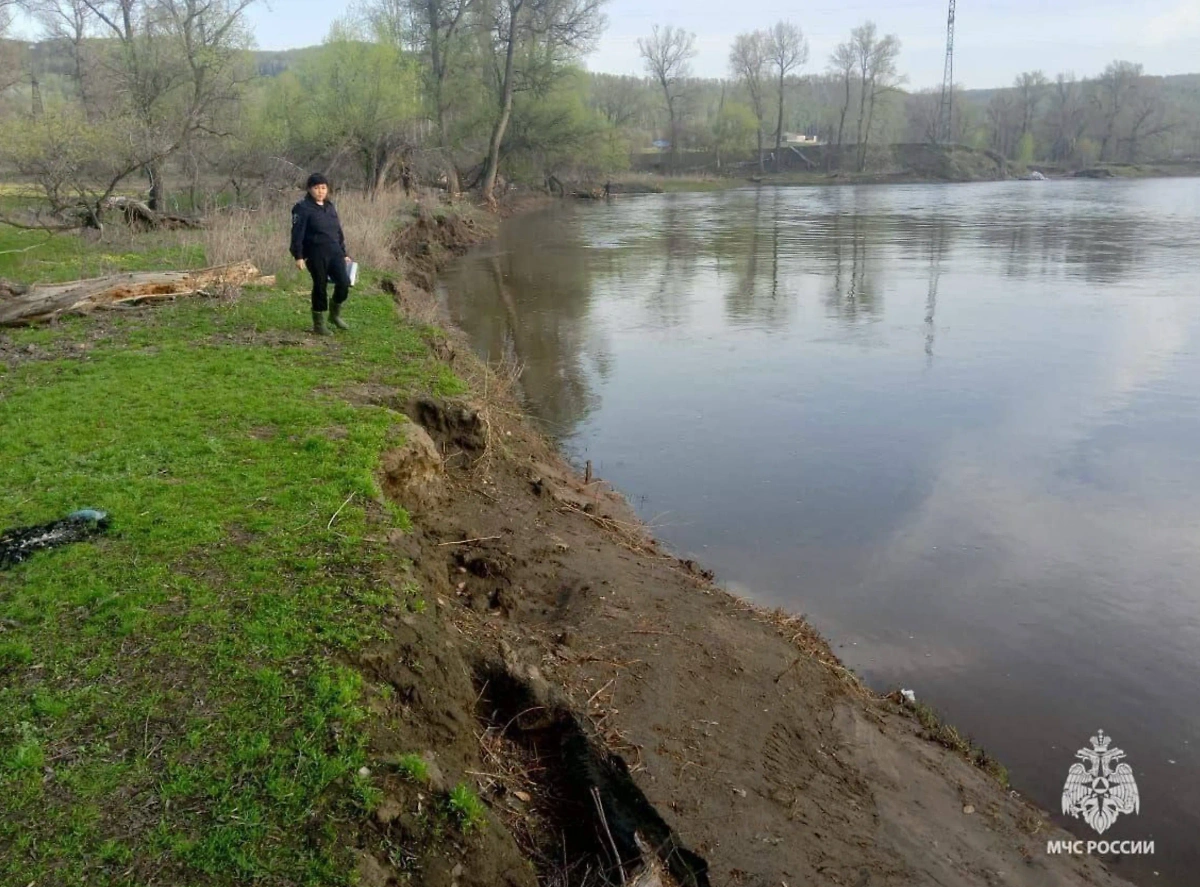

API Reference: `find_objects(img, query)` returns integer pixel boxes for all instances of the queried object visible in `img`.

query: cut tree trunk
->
[0,261,267,327]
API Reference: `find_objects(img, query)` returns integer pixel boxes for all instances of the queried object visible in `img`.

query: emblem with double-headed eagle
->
[1061,730,1140,834]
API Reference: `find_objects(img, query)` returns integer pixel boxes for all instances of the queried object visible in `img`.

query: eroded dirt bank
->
[349,200,1139,887]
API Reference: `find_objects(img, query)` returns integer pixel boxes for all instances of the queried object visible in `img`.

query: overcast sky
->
[16,0,1200,90]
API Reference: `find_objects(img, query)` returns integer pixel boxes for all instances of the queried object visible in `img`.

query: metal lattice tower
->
[937,0,956,144]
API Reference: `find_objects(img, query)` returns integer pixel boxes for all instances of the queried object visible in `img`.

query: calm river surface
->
[442,179,1200,885]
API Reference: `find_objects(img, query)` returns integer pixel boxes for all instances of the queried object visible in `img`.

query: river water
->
[442,179,1200,885]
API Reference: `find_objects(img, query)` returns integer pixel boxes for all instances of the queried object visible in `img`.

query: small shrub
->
[202,190,412,276]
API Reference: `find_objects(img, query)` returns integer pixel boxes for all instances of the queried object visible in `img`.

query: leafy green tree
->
[0,109,146,224]
[479,0,607,204]
[363,0,478,194]
[711,100,757,167]
[290,32,422,193]
[503,71,627,180]
[1015,131,1036,166]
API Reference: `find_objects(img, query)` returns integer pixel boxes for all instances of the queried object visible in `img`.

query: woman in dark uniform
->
[289,173,354,335]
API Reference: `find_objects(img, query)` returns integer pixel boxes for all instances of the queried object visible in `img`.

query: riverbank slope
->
[0,204,1140,887]
[609,147,1200,192]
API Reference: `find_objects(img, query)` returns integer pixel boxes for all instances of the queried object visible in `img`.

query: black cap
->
[305,172,329,189]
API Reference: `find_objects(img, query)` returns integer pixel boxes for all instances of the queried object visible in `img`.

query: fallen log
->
[0,261,266,327]
[103,197,205,231]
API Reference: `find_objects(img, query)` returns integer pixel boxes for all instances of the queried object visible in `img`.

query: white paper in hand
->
[347,261,359,287]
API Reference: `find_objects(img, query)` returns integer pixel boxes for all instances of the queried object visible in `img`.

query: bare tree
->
[828,39,856,169]
[765,20,807,171]
[81,0,258,209]
[480,0,607,204]
[729,30,769,172]
[1046,72,1088,162]
[987,91,1019,159]
[0,0,28,93]
[80,0,184,208]
[905,88,941,144]
[1014,69,1048,141]
[163,0,257,182]
[1123,75,1171,161]
[862,32,902,170]
[590,73,645,130]
[29,0,96,109]
[850,21,901,171]
[851,23,875,164]
[638,23,695,169]
[382,0,476,194]
[1091,60,1142,161]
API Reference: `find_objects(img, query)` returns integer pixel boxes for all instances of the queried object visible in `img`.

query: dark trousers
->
[307,249,350,312]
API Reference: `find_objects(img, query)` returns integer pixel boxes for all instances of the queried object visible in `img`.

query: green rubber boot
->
[329,301,349,331]
[312,311,331,336]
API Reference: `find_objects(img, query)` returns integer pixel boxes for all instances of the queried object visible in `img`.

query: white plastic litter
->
[900,689,917,704]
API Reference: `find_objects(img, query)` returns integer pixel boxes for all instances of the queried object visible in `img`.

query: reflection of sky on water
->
[442,179,1200,886]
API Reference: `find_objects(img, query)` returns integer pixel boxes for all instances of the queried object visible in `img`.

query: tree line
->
[628,20,1194,172]
[0,0,613,218]
[0,0,1197,224]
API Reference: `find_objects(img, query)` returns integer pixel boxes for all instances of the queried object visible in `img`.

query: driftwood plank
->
[0,261,265,327]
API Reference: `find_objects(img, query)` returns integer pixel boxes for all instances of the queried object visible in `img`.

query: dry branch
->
[103,197,205,231]
[0,261,266,326]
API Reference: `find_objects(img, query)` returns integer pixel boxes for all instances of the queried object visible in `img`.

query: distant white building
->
[783,133,823,146]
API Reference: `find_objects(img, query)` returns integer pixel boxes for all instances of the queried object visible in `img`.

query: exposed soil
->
[390,204,500,293]
[344,201,1141,887]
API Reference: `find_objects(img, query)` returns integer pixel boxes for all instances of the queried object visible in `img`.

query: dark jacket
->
[289,195,347,260]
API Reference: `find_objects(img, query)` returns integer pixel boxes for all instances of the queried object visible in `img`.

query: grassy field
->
[0,224,206,283]
[0,222,469,885]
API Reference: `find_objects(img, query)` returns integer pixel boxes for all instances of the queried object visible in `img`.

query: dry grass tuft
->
[202,190,415,276]
[339,191,417,269]
[440,347,528,483]
[201,205,289,274]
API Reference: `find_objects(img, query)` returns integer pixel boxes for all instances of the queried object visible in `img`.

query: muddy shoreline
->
[339,196,1148,887]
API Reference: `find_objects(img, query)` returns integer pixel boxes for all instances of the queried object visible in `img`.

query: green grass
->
[394,753,430,784]
[0,229,466,885]
[447,783,486,834]
[0,224,206,283]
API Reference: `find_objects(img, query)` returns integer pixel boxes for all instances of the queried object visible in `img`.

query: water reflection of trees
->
[822,211,883,324]
[972,196,1143,284]
[721,188,795,328]
[445,183,1172,439]
[721,186,901,327]
[644,196,702,328]
[720,187,889,329]
[443,213,609,437]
